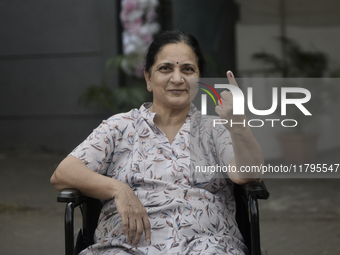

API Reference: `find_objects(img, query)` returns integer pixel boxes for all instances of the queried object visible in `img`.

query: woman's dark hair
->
[144,30,206,76]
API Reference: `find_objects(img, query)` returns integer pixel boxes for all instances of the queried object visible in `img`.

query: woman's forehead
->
[155,43,197,63]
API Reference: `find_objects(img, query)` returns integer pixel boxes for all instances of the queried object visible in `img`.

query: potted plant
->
[252,37,338,163]
[78,79,151,114]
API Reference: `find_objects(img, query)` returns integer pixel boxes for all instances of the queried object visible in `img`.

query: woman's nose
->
[171,69,184,84]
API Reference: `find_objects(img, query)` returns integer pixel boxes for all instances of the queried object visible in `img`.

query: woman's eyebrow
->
[156,62,196,68]
[156,62,174,68]
[181,63,196,67]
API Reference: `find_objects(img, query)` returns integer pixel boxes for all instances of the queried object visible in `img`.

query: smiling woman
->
[144,42,199,142]
[51,30,263,255]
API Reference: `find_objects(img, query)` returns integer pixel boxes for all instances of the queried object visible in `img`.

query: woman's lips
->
[169,89,186,95]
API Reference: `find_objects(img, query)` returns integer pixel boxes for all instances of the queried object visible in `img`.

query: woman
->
[51,30,263,255]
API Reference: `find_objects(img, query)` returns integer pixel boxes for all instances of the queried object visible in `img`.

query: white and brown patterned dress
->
[72,103,247,255]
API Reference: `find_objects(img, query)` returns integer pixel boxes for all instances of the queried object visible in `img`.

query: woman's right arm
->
[50,155,151,246]
[51,155,123,200]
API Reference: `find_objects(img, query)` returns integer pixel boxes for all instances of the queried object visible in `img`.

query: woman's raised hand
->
[114,182,151,247]
[215,70,246,131]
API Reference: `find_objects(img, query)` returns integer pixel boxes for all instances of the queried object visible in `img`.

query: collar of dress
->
[139,102,197,126]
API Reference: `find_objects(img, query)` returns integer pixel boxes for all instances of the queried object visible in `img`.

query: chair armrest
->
[58,189,89,255]
[237,181,270,255]
[57,189,87,207]
[240,180,270,200]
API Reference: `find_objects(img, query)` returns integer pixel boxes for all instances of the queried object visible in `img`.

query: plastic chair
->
[57,181,269,255]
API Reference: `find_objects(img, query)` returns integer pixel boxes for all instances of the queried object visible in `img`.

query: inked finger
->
[226,70,239,88]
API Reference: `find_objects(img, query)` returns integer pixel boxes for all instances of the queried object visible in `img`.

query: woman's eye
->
[183,67,194,73]
[160,66,170,71]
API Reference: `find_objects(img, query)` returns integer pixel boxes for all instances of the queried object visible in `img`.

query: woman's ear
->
[144,69,152,92]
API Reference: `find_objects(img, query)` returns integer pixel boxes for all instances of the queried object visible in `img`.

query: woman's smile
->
[168,89,187,95]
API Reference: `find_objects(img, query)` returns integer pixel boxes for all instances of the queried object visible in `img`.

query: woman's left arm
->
[215,71,263,184]
[228,124,263,184]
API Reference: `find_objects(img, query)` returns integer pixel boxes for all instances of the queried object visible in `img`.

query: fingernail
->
[146,239,151,244]
[228,71,233,77]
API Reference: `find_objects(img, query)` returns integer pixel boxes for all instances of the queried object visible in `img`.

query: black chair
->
[57,181,269,255]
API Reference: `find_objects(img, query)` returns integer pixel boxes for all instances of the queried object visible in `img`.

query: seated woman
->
[51,30,263,255]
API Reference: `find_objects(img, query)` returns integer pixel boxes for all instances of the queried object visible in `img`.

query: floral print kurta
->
[72,103,248,255]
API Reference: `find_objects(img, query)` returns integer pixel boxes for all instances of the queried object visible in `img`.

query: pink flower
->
[146,10,157,22]
[122,0,139,13]
[120,0,160,78]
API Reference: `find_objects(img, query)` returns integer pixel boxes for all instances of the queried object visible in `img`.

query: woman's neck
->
[149,102,190,127]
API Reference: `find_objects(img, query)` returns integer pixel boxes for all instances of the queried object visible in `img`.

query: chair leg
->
[65,202,75,255]
[249,194,261,255]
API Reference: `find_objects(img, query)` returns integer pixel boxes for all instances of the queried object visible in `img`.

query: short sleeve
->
[70,120,115,175]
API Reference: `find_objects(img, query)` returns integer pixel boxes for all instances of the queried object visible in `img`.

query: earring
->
[181,78,184,82]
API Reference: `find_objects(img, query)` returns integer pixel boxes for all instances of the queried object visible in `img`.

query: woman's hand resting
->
[50,156,151,247]
[114,182,151,246]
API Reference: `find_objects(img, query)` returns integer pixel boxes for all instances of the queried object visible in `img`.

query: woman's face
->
[144,42,200,111]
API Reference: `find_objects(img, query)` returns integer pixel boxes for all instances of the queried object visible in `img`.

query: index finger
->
[226,70,239,88]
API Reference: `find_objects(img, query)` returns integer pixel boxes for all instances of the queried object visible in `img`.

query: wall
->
[237,24,340,75]
[172,0,239,76]
[0,0,119,153]
[236,24,340,159]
